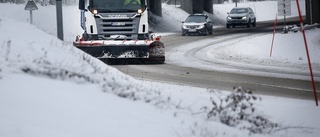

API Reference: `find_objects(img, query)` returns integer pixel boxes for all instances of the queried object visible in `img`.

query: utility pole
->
[277,0,291,34]
[235,0,238,7]
[309,0,313,24]
[283,0,287,33]
[56,0,64,41]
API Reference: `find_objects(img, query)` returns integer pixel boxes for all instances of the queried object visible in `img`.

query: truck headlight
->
[138,9,143,14]
[227,16,232,20]
[242,16,247,20]
[93,9,98,14]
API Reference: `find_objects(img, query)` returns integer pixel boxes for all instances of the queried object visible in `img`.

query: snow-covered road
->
[115,28,320,100]
[167,30,320,81]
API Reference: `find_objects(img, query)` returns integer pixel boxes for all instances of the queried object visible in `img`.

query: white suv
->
[226,7,256,28]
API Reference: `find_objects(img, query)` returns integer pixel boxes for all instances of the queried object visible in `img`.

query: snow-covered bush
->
[207,87,280,134]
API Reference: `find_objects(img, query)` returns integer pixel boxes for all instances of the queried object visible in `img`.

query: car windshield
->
[185,16,206,23]
[90,0,145,12]
[230,8,248,14]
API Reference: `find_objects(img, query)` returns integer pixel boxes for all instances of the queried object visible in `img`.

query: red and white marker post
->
[296,0,318,106]
[270,14,278,57]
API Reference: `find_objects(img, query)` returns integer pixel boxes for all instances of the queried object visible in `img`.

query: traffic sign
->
[24,0,38,11]
[278,8,291,16]
[24,0,38,25]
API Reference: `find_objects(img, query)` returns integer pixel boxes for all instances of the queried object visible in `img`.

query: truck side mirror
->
[79,0,85,10]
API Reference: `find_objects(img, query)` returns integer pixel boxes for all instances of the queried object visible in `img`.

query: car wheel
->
[252,19,256,27]
[247,19,251,28]
[203,29,209,36]
[226,24,230,28]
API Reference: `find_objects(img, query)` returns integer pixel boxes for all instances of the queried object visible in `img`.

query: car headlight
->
[182,25,188,29]
[197,25,205,29]
[227,16,232,20]
[242,16,247,20]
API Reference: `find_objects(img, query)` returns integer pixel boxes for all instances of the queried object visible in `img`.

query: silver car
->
[226,7,256,28]
[181,14,213,36]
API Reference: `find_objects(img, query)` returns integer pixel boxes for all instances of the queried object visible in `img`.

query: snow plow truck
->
[74,0,165,63]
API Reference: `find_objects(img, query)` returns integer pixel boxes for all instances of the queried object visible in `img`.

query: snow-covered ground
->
[156,0,306,30]
[213,0,306,23]
[167,29,320,80]
[1,1,320,137]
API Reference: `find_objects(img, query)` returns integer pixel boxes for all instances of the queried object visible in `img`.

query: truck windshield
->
[90,0,145,12]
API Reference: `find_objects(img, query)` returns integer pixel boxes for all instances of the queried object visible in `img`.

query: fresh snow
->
[1,1,320,137]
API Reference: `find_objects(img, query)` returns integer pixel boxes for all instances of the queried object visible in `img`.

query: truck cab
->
[79,0,149,40]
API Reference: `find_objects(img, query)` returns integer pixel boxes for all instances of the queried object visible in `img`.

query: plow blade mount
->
[73,40,165,63]
[77,45,149,58]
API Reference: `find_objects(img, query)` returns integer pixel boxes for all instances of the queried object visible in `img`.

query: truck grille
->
[96,17,140,40]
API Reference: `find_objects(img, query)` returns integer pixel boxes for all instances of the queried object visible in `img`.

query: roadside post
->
[277,0,291,34]
[295,0,318,106]
[56,0,64,41]
[270,14,278,57]
[24,0,38,25]
[235,0,238,7]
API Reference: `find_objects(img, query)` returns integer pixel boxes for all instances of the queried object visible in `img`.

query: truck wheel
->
[82,32,89,41]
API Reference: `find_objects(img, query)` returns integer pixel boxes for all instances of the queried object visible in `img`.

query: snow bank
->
[1,2,320,137]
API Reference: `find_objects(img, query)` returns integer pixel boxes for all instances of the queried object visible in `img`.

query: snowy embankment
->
[1,2,320,137]
[149,3,189,32]
[213,0,306,24]
[0,17,197,137]
[157,0,307,27]
[0,4,82,42]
